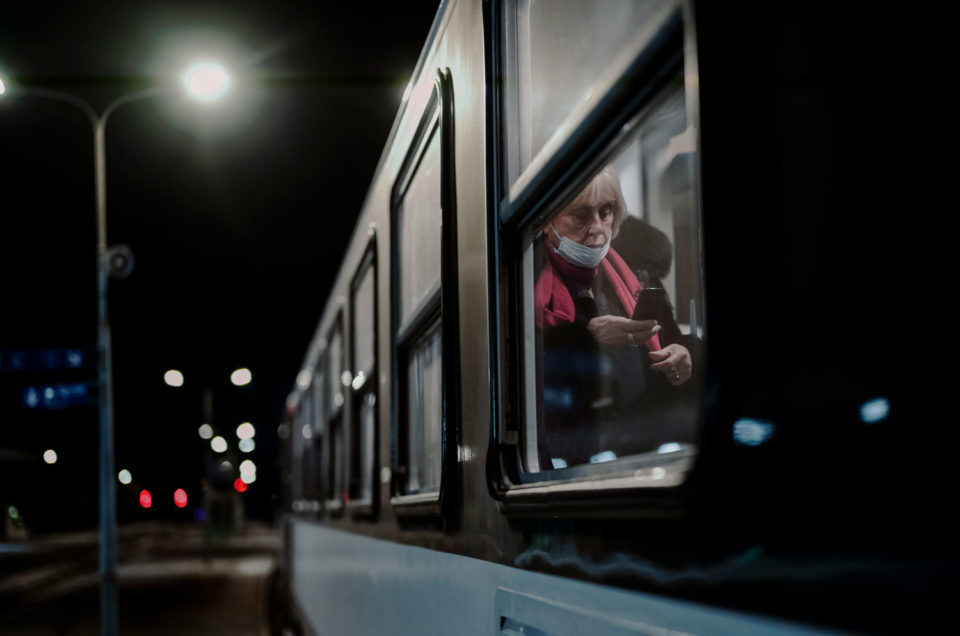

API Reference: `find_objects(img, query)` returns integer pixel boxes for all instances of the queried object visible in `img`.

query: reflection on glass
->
[860,397,889,424]
[732,419,774,447]
[406,320,442,493]
[398,128,442,326]
[504,0,671,184]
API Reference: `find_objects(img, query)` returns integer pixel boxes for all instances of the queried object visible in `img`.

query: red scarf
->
[534,238,662,350]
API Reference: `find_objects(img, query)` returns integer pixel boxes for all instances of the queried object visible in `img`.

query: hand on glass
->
[649,344,692,385]
[587,315,660,347]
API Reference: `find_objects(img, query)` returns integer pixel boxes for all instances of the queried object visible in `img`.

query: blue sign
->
[1,348,86,373]
[22,382,91,410]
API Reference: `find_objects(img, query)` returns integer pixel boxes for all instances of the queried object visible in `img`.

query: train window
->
[349,241,377,512]
[298,387,319,506]
[390,70,458,514]
[501,0,678,209]
[306,367,324,506]
[323,318,346,512]
[516,84,701,485]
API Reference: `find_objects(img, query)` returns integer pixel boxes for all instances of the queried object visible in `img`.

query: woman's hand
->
[586,315,660,347]
[649,343,692,386]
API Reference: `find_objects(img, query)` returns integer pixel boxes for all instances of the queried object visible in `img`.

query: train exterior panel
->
[279,1,949,634]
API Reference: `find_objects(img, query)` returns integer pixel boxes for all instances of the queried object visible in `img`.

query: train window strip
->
[498,0,683,227]
[389,68,460,517]
[492,0,704,514]
[347,237,378,515]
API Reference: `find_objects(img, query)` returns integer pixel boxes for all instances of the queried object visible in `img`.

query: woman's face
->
[544,176,616,249]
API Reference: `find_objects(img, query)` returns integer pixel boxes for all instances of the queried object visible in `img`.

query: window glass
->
[328,327,344,411]
[329,416,344,502]
[405,319,442,493]
[311,371,324,433]
[522,86,701,473]
[353,264,376,377]
[398,126,442,326]
[503,0,671,187]
[358,392,377,502]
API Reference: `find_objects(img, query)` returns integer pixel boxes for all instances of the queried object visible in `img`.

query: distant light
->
[118,469,132,484]
[860,397,890,424]
[550,458,568,469]
[236,422,255,440]
[733,418,775,446]
[240,472,256,485]
[139,490,152,508]
[43,449,58,464]
[183,62,230,102]
[193,508,206,522]
[341,370,352,387]
[657,442,683,454]
[302,424,312,440]
[230,368,252,386]
[589,450,617,464]
[233,478,248,493]
[218,460,233,473]
[198,423,213,440]
[296,369,311,389]
[238,438,255,453]
[173,488,188,508]
[239,459,256,476]
[277,424,290,439]
[164,370,184,387]
[211,436,228,453]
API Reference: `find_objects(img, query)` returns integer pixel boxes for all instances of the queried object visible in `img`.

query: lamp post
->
[0,64,230,636]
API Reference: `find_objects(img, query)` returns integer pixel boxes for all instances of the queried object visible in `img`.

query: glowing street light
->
[43,449,58,464]
[236,422,255,439]
[164,369,185,387]
[230,367,252,386]
[117,469,132,485]
[183,62,231,102]
[211,436,228,453]
[198,423,213,439]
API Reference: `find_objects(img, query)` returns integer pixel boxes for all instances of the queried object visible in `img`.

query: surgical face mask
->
[550,225,610,269]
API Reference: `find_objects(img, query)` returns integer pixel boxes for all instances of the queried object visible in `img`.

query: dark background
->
[0,0,440,532]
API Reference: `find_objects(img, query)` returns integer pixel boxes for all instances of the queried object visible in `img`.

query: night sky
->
[0,1,440,531]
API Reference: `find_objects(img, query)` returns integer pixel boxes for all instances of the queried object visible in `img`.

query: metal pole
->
[94,115,118,636]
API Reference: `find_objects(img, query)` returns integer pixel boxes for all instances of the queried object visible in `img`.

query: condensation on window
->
[522,87,701,473]
[503,0,672,187]
[398,126,442,327]
[405,319,443,493]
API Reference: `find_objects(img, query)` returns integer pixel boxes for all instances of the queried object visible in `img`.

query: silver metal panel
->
[290,522,849,636]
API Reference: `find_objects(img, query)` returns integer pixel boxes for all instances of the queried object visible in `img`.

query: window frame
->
[389,68,460,517]
[347,236,379,516]
[487,0,703,516]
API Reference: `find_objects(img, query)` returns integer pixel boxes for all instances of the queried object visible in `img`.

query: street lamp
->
[0,65,230,636]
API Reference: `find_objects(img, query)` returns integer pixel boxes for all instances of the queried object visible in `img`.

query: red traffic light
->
[174,488,188,508]
[139,489,152,508]
[233,478,248,493]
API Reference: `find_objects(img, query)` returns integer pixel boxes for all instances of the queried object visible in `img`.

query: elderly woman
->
[534,167,697,466]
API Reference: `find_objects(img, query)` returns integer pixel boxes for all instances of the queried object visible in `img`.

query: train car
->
[277,1,949,634]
